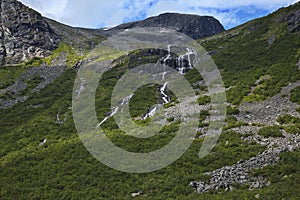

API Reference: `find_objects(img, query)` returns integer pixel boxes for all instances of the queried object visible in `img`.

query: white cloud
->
[20,0,68,19]
[18,0,299,29]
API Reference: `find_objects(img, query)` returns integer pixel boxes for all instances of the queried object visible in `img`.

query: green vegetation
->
[43,42,84,67]
[1,3,300,199]
[24,57,44,66]
[224,116,248,130]
[226,105,240,115]
[201,10,300,105]
[277,114,300,134]
[0,53,268,200]
[290,86,300,104]
[19,76,44,95]
[0,66,27,90]
[129,84,162,118]
[198,95,211,105]
[258,126,283,138]
[277,114,300,125]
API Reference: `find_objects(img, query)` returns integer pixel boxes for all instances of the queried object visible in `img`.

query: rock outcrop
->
[280,2,300,33]
[0,0,60,65]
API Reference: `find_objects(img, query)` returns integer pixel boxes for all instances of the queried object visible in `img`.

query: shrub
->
[258,126,283,138]
[198,95,211,105]
[277,114,300,125]
[290,86,300,104]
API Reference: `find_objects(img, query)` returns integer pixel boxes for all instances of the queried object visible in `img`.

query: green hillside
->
[1,2,300,200]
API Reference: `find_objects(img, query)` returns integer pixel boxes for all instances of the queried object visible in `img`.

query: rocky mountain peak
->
[104,13,225,40]
[0,0,60,65]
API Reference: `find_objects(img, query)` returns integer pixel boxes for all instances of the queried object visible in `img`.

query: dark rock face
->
[106,13,225,40]
[0,0,60,65]
[286,9,300,33]
[280,3,300,33]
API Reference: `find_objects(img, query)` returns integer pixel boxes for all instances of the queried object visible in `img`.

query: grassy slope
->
[1,3,300,200]
[200,3,300,105]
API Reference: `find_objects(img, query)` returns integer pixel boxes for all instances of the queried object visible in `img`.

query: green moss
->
[42,42,84,67]
[24,57,43,66]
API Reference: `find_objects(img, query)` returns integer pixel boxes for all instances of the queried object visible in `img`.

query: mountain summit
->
[102,13,225,40]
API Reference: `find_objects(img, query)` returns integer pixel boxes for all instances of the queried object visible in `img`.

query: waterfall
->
[76,78,86,96]
[142,107,158,120]
[160,82,170,104]
[162,45,171,80]
[163,44,171,63]
[39,138,47,146]
[56,112,67,124]
[97,107,119,128]
[97,94,133,128]
[121,94,134,106]
[177,55,185,74]
[177,47,195,74]
[186,48,195,69]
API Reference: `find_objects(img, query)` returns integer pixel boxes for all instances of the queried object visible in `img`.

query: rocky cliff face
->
[0,0,60,65]
[103,13,225,40]
[281,8,300,33]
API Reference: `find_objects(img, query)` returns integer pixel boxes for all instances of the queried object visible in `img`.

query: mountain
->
[0,0,224,66]
[101,13,225,40]
[0,0,300,199]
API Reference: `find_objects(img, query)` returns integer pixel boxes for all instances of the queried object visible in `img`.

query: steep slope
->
[200,2,300,105]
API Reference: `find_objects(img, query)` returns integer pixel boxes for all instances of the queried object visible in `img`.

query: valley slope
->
[0,1,300,199]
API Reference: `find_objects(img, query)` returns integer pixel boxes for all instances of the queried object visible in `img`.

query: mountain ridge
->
[0,0,225,66]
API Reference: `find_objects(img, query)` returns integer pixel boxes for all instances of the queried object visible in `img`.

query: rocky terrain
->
[237,81,300,126]
[0,0,60,65]
[187,78,300,193]
[0,65,65,108]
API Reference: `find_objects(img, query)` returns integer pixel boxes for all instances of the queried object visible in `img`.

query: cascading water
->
[142,107,158,120]
[160,82,170,104]
[96,94,133,128]
[76,78,86,96]
[177,47,196,74]
[186,48,195,69]
[97,45,197,124]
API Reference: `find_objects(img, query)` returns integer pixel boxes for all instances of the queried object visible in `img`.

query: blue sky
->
[19,0,299,30]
